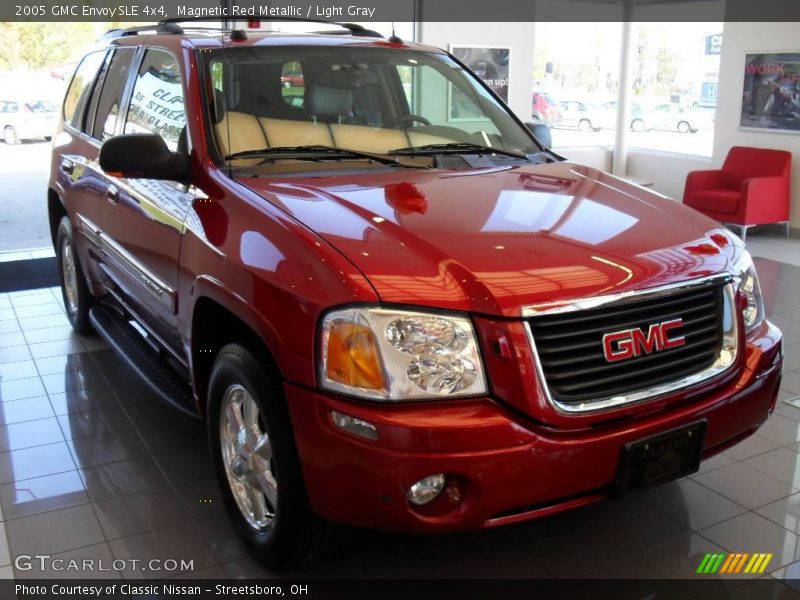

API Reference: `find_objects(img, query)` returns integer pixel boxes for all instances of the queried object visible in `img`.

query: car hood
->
[239,162,732,317]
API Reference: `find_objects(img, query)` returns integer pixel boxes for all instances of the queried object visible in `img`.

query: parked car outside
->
[599,100,651,131]
[49,20,783,568]
[557,99,616,131]
[280,70,304,88]
[649,103,714,133]
[0,98,58,143]
[532,91,563,125]
[601,100,713,133]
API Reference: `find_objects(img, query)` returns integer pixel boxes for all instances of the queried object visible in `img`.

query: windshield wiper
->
[388,143,529,160]
[224,145,416,167]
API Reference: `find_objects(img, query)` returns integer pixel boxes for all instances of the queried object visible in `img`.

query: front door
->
[99,48,193,356]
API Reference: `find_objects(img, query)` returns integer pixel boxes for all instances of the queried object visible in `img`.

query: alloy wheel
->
[219,383,279,530]
[61,239,79,316]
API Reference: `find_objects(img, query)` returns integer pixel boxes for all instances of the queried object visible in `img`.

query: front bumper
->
[285,321,782,533]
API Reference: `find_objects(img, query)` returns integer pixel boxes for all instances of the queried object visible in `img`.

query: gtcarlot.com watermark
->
[14,554,194,573]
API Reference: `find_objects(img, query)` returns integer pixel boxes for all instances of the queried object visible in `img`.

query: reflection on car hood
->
[240,162,731,316]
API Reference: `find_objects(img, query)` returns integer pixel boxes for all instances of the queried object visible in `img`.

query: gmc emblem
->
[602,319,686,362]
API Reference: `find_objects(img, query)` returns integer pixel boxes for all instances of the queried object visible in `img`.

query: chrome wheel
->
[219,384,278,530]
[61,239,79,316]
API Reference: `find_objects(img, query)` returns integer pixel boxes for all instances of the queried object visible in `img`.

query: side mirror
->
[526,122,552,149]
[99,134,189,183]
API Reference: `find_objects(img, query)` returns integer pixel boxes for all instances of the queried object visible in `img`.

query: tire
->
[578,119,593,132]
[631,119,645,132]
[44,136,52,141]
[677,120,691,134]
[208,343,351,568]
[3,126,18,145]
[56,216,94,334]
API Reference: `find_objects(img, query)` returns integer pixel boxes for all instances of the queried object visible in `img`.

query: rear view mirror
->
[99,134,190,183]
[526,122,552,149]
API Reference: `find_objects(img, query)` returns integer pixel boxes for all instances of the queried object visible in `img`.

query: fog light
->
[331,411,378,441]
[407,474,446,506]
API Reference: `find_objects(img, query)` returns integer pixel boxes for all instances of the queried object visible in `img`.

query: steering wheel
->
[387,114,431,129]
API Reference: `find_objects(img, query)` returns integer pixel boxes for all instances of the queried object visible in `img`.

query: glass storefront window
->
[533,22,721,157]
[532,22,623,148]
[629,22,722,156]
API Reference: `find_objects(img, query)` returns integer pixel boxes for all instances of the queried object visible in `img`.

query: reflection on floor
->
[0,235,797,587]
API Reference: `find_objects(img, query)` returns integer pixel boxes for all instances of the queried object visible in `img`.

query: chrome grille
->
[526,278,731,411]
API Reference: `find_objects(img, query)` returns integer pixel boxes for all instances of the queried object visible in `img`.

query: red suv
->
[532,91,563,125]
[49,20,782,567]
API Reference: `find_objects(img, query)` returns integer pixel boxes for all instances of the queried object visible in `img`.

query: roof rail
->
[160,16,383,37]
[105,17,384,40]
[312,28,383,39]
[102,21,186,38]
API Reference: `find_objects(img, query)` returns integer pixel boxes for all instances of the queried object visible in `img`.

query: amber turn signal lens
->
[325,320,386,390]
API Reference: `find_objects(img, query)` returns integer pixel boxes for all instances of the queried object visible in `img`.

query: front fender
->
[176,175,379,394]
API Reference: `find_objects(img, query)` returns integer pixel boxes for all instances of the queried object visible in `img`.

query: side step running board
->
[89,304,200,419]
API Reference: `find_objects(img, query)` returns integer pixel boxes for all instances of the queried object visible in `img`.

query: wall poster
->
[449,45,510,121]
[740,53,800,132]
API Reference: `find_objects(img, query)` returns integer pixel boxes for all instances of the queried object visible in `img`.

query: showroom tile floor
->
[0,234,797,586]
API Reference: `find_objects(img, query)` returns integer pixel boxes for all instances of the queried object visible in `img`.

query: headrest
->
[316,66,378,89]
[308,86,353,116]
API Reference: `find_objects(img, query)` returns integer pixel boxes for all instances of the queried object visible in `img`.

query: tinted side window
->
[64,51,105,130]
[91,49,135,141]
[124,50,185,150]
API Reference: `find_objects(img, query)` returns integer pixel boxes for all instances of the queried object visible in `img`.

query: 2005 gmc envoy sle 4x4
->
[48,18,783,567]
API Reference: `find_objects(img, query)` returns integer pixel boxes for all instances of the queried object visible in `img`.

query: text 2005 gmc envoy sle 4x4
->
[48,19,782,567]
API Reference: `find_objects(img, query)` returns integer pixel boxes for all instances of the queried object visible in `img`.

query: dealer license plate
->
[612,420,706,497]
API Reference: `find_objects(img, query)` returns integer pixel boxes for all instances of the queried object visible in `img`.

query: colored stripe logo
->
[697,552,773,574]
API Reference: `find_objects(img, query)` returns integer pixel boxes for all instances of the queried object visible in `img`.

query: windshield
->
[203,46,540,167]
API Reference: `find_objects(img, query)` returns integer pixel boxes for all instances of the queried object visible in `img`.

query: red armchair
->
[683,146,792,241]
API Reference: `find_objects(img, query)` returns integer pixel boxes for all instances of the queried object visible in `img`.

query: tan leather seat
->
[329,123,408,154]
[216,111,454,157]
[407,131,454,147]
[216,112,334,156]
[262,118,333,148]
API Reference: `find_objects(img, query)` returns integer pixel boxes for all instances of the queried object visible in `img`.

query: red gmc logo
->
[602,319,686,362]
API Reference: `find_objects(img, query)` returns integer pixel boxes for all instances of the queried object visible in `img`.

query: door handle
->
[106,184,120,204]
[60,160,74,175]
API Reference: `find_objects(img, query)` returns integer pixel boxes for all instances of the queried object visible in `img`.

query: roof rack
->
[159,16,382,37]
[102,23,181,38]
[105,17,384,40]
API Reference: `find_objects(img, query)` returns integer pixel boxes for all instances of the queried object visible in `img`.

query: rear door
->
[54,49,115,285]
[99,48,193,356]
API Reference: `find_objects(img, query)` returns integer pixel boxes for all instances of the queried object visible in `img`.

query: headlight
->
[733,250,765,332]
[319,307,487,401]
